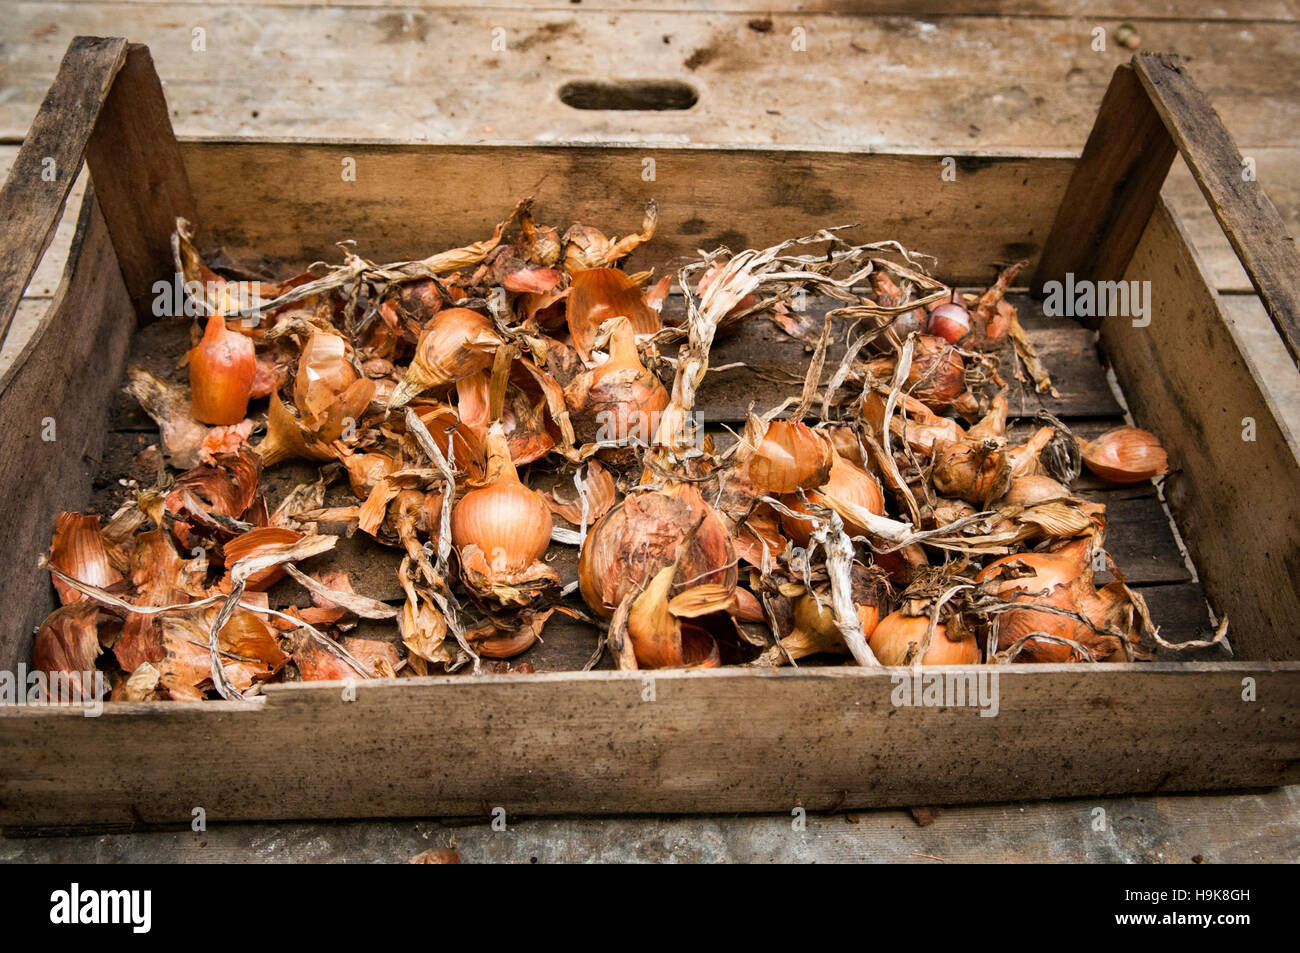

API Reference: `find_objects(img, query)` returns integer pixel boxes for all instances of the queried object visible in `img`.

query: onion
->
[748,419,834,494]
[1080,427,1167,483]
[389,308,501,408]
[579,484,735,619]
[190,312,255,425]
[869,610,981,666]
[927,290,972,343]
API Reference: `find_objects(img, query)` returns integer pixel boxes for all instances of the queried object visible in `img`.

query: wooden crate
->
[0,38,1297,828]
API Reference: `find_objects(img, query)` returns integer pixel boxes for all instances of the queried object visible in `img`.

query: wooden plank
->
[0,194,137,674]
[1109,200,1300,662]
[0,36,126,346]
[0,148,88,303]
[179,141,1073,288]
[0,662,1295,826]
[1030,63,1177,310]
[44,0,1300,18]
[83,43,198,321]
[1163,148,1300,292]
[5,11,1300,150]
[1134,52,1300,366]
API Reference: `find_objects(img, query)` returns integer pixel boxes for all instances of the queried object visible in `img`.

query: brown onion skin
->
[564,318,668,466]
[976,538,1093,662]
[907,335,967,410]
[780,453,885,546]
[869,611,980,666]
[578,485,736,618]
[451,480,552,572]
[223,526,304,591]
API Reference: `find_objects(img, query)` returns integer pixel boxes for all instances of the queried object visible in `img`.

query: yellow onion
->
[748,419,834,494]
[1080,427,1167,483]
[48,512,124,605]
[976,537,1095,662]
[782,593,880,661]
[1007,426,1055,478]
[564,316,668,465]
[869,610,980,666]
[579,484,736,618]
[565,268,662,364]
[190,312,256,425]
[781,452,885,546]
[931,437,1012,505]
[389,308,501,408]
[1001,474,1071,507]
[452,424,557,604]
[905,335,967,411]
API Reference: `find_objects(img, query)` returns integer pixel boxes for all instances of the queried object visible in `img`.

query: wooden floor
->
[1,0,1297,862]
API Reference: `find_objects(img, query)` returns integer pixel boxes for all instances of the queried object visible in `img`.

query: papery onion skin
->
[869,611,980,666]
[190,312,256,425]
[223,526,304,591]
[48,512,124,605]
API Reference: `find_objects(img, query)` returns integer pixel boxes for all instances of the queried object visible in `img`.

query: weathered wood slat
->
[5,9,1300,151]
[1,662,1295,826]
[1109,200,1300,662]
[83,43,197,321]
[178,141,1072,288]
[0,195,137,673]
[1134,52,1300,367]
[47,0,1300,17]
[1029,62,1178,311]
[0,36,126,346]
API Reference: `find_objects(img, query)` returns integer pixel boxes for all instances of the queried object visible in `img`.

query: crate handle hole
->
[558,80,698,111]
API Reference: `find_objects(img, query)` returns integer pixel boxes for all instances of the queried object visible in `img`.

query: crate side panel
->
[1109,200,1300,661]
[179,142,1073,287]
[0,195,135,672]
[1,665,1296,826]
